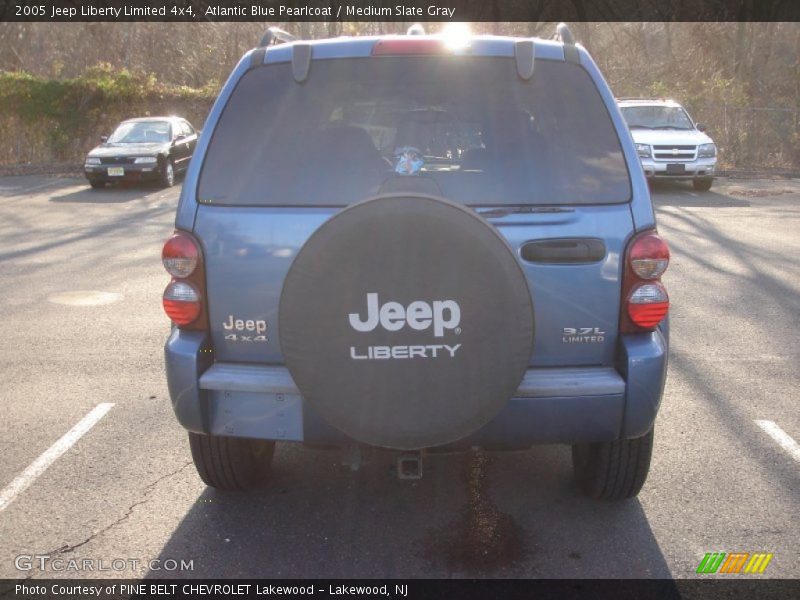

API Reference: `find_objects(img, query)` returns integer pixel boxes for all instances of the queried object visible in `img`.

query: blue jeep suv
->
[162,24,670,500]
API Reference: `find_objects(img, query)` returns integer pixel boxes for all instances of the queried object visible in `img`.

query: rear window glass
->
[198,57,630,206]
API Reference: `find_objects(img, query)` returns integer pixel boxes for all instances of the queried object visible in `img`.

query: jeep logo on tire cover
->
[278,194,534,450]
[348,293,463,360]
[349,293,461,337]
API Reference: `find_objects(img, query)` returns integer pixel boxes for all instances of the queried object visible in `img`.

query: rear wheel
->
[88,180,105,189]
[188,432,274,491]
[693,177,713,191]
[572,427,654,501]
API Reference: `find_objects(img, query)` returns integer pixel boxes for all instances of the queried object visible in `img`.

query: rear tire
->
[692,177,713,191]
[572,427,654,501]
[89,180,105,189]
[188,432,275,491]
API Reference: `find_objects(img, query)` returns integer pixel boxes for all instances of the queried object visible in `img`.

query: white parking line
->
[755,420,800,463]
[0,403,114,512]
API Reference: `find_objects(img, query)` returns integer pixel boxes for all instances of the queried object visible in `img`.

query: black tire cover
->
[279,194,534,450]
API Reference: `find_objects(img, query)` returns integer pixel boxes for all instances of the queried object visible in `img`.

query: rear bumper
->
[165,329,667,448]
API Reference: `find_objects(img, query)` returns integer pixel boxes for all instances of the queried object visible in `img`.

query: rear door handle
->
[520,238,606,264]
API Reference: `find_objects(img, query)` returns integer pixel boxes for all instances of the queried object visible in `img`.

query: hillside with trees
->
[1,22,798,171]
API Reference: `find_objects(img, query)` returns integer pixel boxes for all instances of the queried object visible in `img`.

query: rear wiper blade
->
[628,125,653,129]
[477,206,575,218]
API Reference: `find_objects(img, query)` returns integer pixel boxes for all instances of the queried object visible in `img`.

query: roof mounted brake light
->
[372,39,448,56]
[441,23,471,50]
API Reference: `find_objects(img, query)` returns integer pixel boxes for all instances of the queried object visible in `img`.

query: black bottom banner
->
[3,579,800,600]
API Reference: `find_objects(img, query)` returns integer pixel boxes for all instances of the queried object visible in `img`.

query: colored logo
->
[696,552,773,574]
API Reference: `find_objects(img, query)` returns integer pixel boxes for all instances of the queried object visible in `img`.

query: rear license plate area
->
[107,167,124,176]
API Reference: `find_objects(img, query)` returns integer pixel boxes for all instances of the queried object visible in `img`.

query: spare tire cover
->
[279,194,534,450]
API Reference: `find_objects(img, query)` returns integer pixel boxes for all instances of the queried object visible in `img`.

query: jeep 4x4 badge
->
[222,314,268,342]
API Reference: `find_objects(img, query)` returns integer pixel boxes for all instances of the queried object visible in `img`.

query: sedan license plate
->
[666,163,686,174]
[107,167,124,177]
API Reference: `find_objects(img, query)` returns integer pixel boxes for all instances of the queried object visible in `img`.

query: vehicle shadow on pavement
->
[49,183,171,204]
[149,445,671,578]
[652,204,800,575]
[650,182,751,208]
[660,206,800,323]
[0,201,174,265]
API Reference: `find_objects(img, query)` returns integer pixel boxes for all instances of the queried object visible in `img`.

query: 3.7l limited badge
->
[562,327,605,344]
[223,315,268,343]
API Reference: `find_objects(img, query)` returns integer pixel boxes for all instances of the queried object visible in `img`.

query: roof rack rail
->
[554,23,579,64]
[554,23,574,46]
[258,27,297,48]
[407,24,425,35]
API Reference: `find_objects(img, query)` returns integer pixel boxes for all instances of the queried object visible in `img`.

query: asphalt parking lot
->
[0,175,798,579]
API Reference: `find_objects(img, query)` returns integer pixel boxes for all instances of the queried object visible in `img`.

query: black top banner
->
[1,0,799,22]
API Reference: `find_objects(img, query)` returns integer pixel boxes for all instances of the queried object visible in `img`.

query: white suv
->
[618,98,717,191]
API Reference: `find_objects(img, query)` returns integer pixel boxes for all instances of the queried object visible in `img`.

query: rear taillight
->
[629,232,670,279]
[161,230,207,330]
[620,230,670,333]
[163,281,201,325]
[162,233,198,278]
[627,282,669,328]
